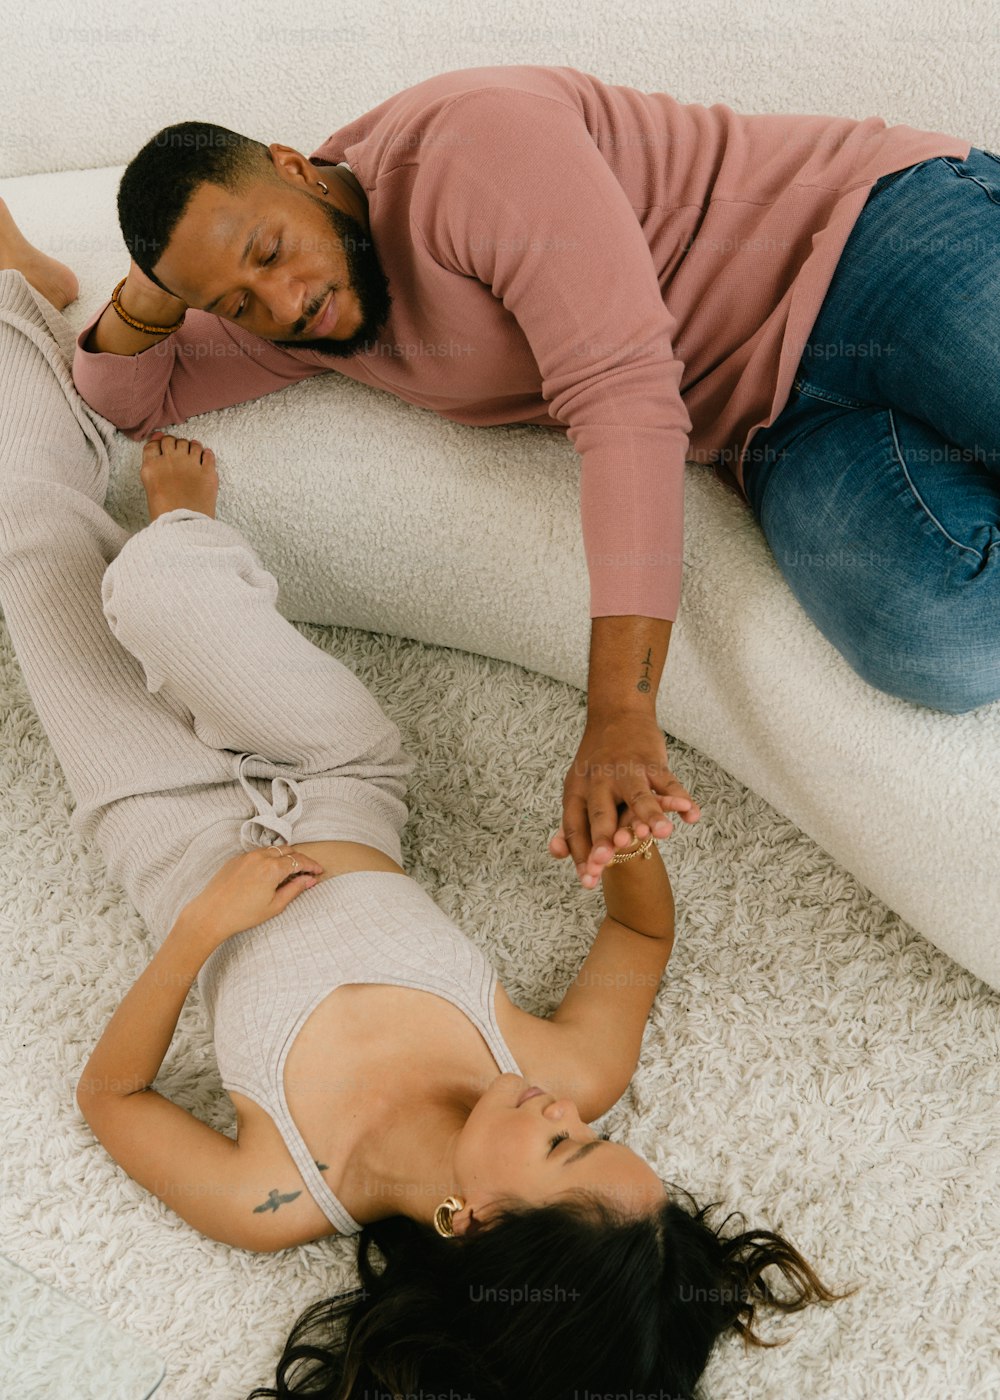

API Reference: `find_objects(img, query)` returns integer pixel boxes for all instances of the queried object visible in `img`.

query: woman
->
[0,216,840,1399]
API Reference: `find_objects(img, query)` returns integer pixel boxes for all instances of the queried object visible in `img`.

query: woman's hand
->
[175,846,325,947]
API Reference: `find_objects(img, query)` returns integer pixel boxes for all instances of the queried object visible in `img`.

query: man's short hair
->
[117,121,276,287]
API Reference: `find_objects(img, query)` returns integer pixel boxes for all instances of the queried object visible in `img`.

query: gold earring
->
[433,1195,464,1237]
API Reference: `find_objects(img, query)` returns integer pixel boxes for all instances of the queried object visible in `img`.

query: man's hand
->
[550,710,700,888]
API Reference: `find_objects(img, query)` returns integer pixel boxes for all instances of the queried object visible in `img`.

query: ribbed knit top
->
[196,867,524,1236]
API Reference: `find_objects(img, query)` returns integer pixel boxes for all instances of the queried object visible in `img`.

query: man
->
[72,63,971,886]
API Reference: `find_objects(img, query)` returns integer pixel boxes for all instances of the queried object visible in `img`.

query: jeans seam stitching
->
[937,155,1000,204]
[791,376,869,410]
[887,409,985,563]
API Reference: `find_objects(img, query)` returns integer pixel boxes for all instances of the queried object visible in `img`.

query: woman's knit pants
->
[0,269,413,944]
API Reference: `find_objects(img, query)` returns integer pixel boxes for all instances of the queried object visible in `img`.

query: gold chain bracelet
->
[608,832,655,865]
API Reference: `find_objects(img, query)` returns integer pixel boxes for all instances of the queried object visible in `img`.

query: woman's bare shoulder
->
[493,981,621,1122]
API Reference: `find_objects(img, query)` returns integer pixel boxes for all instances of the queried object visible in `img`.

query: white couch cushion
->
[4,157,998,989]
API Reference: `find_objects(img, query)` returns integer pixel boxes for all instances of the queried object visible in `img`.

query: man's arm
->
[73,264,332,440]
[551,613,700,883]
[417,91,701,881]
[418,88,692,622]
[588,615,671,717]
[82,263,188,357]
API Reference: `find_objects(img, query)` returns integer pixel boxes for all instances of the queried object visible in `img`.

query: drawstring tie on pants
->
[235,752,304,848]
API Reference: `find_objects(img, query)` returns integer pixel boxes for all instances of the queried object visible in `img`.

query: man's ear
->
[266,143,313,186]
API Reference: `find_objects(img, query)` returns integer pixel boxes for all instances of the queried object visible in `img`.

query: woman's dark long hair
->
[246,1184,850,1400]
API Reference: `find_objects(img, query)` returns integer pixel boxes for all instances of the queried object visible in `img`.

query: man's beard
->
[271,194,393,358]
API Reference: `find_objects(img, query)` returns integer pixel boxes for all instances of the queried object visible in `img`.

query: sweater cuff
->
[578,427,688,620]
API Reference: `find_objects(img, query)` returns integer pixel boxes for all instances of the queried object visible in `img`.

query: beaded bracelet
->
[110,276,187,335]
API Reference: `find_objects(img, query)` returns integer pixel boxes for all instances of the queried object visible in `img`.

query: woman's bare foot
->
[140,433,219,522]
[0,198,80,310]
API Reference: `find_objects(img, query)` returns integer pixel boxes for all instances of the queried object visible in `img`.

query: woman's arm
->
[550,841,675,1115]
[77,845,323,1099]
[74,915,260,1246]
[76,916,214,1100]
[74,847,328,1248]
[598,833,676,940]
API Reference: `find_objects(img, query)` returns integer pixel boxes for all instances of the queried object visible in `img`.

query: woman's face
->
[450,1073,666,1233]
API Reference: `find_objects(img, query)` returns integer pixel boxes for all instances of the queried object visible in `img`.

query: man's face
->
[150,146,392,358]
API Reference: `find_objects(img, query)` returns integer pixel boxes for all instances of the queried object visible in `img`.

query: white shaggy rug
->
[1,594,998,1399]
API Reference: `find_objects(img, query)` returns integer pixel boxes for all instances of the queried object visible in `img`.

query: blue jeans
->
[741,147,1000,713]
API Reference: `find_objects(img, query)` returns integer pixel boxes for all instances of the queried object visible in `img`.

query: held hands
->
[550,709,700,889]
[176,846,325,947]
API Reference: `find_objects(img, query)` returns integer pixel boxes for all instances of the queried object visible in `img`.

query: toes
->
[140,433,216,469]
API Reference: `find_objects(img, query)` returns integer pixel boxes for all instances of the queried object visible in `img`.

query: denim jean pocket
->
[939,149,1000,204]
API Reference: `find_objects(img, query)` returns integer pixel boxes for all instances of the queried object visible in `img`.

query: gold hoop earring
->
[433,1195,464,1238]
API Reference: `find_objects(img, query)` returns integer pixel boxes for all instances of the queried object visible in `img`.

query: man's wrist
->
[586,694,658,721]
[587,615,672,716]
[119,276,188,323]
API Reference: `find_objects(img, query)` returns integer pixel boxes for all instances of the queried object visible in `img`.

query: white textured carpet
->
[3,0,1000,1394]
[2,598,998,1399]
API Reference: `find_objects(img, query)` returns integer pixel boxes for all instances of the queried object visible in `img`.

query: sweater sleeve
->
[71,302,332,442]
[415,88,692,620]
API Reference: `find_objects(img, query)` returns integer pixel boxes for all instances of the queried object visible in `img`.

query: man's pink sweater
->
[72,65,971,619]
